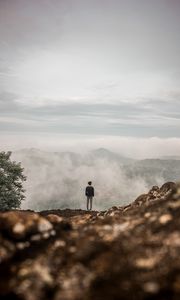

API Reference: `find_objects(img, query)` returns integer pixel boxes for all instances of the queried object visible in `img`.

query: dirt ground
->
[0,181,180,300]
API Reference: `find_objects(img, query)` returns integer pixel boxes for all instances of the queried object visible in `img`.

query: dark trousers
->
[87,196,93,210]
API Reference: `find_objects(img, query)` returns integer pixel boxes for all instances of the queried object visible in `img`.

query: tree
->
[0,151,26,210]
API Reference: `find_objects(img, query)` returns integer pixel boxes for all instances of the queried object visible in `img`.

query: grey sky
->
[0,0,180,154]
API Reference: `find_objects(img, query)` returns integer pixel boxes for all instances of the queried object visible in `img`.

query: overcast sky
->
[0,0,180,156]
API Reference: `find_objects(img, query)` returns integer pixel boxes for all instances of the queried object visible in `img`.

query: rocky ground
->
[0,181,180,300]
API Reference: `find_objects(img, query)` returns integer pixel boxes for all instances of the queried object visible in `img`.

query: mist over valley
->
[12,148,180,211]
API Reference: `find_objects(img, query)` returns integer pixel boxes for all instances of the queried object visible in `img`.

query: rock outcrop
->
[0,182,180,300]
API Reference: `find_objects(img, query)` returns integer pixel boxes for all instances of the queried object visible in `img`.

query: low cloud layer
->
[0,97,180,137]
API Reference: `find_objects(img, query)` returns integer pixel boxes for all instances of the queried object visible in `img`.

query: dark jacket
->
[85,186,94,197]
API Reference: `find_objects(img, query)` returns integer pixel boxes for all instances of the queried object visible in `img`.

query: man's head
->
[88,181,92,185]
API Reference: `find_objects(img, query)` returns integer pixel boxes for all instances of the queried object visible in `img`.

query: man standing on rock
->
[85,181,94,210]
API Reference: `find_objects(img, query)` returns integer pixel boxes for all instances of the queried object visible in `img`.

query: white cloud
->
[4,48,179,108]
[0,0,180,139]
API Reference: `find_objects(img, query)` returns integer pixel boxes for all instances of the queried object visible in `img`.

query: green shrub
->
[0,151,26,210]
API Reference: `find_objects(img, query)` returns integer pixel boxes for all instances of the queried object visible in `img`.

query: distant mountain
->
[91,148,134,164]
[14,147,134,166]
[124,158,180,186]
[159,156,180,160]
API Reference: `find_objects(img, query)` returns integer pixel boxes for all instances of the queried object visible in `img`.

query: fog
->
[11,148,171,211]
[1,1,180,211]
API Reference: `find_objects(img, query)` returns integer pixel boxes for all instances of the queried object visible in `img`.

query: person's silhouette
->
[85,181,94,210]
